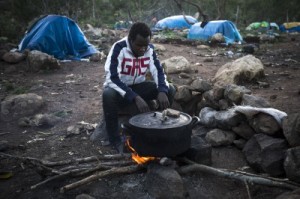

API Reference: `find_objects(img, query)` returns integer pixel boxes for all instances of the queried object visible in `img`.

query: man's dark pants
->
[102,81,176,146]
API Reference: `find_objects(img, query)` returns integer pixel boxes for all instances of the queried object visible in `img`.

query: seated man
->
[102,22,176,153]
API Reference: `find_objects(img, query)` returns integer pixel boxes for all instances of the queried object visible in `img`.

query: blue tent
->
[154,15,198,30]
[279,22,300,33]
[18,15,98,60]
[188,20,243,44]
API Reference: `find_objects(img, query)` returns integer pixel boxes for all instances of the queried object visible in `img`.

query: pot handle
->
[189,116,200,129]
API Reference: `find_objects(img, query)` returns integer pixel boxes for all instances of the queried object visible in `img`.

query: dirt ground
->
[0,33,300,199]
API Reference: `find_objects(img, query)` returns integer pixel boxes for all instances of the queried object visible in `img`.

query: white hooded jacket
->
[103,37,169,102]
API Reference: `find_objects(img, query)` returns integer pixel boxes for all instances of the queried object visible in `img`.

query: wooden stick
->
[60,164,96,172]
[0,132,11,136]
[31,164,116,189]
[58,160,134,173]
[0,152,131,167]
[31,168,87,189]
[244,180,252,199]
[60,165,143,193]
[177,158,300,190]
[44,154,132,167]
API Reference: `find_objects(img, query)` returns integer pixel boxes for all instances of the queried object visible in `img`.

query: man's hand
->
[157,92,170,110]
[134,96,150,113]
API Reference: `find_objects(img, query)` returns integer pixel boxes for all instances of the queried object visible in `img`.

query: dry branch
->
[60,164,144,193]
[31,168,88,189]
[0,152,131,167]
[177,158,300,190]
[0,132,11,136]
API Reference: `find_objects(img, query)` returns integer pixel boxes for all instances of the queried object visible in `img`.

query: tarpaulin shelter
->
[154,15,198,30]
[246,21,279,31]
[187,20,243,44]
[279,22,300,32]
[18,15,98,60]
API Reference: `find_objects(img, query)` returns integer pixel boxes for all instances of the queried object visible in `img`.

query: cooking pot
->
[122,111,200,157]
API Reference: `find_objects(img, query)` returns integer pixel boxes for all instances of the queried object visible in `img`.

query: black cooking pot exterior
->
[123,111,200,157]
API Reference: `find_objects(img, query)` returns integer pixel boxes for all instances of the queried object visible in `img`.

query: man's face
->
[130,34,150,57]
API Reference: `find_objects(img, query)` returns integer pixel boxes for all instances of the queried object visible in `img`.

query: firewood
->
[60,165,144,193]
[31,168,88,189]
[0,152,131,167]
[177,158,300,190]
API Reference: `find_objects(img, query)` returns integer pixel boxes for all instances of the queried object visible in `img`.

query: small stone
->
[270,95,277,100]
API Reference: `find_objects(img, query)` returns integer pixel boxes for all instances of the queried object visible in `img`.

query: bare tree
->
[213,0,227,20]
[173,0,209,27]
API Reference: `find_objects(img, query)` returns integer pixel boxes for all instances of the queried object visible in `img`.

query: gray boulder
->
[283,113,300,147]
[145,164,185,199]
[243,134,288,176]
[249,112,281,135]
[284,147,300,183]
[205,128,236,147]
[213,55,265,87]
[242,94,271,108]
[1,93,44,121]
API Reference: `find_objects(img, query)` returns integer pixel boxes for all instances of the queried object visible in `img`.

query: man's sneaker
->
[113,141,124,154]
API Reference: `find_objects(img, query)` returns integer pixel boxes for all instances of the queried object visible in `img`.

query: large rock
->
[249,112,282,135]
[190,78,212,92]
[232,106,287,129]
[243,134,288,176]
[205,128,236,147]
[161,56,190,74]
[1,93,44,121]
[284,147,300,183]
[214,109,246,130]
[283,113,300,147]
[27,50,60,72]
[180,93,202,116]
[199,107,218,128]
[174,85,193,103]
[241,94,271,108]
[145,164,185,199]
[182,135,212,165]
[224,84,251,104]
[213,55,265,86]
[2,51,26,63]
[202,90,220,110]
[232,121,256,140]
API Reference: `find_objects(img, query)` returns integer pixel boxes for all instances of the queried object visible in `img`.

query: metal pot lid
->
[129,111,191,129]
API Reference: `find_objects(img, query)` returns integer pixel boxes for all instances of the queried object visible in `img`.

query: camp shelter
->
[154,15,198,30]
[246,21,269,30]
[187,20,243,44]
[270,23,279,30]
[279,22,300,32]
[246,21,279,31]
[18,15,98,60]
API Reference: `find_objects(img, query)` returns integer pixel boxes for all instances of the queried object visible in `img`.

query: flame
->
[126,140,155,164]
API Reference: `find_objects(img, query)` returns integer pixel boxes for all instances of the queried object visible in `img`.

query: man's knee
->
[103,87,120,102]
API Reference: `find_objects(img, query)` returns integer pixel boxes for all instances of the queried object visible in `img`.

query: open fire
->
[126,139,156,164]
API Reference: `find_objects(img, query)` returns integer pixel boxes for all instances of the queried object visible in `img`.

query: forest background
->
[1,0,300,42]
